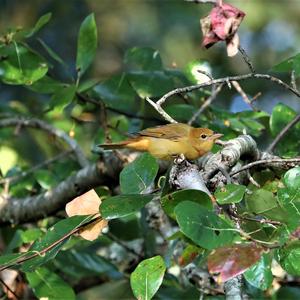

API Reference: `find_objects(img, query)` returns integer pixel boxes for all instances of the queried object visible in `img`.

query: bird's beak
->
[211,133,223,140]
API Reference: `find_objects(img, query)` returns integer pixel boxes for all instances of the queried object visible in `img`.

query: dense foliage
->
[0,3,300,299]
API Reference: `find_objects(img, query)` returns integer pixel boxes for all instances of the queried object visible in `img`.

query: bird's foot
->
[173,153,186,164]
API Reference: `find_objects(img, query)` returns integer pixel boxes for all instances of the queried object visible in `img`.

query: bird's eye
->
[200,134,207,139]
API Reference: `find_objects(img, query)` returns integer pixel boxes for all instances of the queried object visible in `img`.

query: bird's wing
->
[138,123,191,140]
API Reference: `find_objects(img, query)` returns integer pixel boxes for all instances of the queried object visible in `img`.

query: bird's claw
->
[174,153,186,164]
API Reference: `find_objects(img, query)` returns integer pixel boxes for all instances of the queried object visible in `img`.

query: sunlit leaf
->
[283,167,300,191]
[130,256,166,300]
[0,43,48,85]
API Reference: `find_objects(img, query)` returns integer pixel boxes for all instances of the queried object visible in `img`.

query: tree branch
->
[0,117,88,168]
[0,155,124,224]
[156,73,300,107]
[267,114,300,153]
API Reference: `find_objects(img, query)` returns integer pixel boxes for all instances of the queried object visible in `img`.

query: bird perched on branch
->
[99,123,222,160]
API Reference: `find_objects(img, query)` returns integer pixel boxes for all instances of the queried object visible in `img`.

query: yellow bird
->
[99,123,222,160]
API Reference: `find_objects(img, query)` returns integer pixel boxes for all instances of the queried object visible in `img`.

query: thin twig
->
[0,276,20,300]
[77,92,160,122]
[0,217,102,272]
[188,83,224,125]
[145,97,178,123]
[0,118,88,168]
[267,114,300,153]
[0,150,72,185]
[106,232,143,259]
[291,70,298,91]
[238,45,255,73]
[156,73,300,107]
[230,158,300,176]
[232,81,258,111]
[184,0,217,3]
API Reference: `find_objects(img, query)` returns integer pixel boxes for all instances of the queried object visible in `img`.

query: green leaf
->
[100,194,154,220]
[125,47,163,71]
[26,13,52,38]
[277,287,300,300]
[128,70,174,98]
[277,241,300,276]
[55,249,121,280]
[270,103,300,155]
[77,279,133,300]
[245,189,292,223]
[161,189,213,219]
[93,73,138,112]
[164,104,195,122]
[27,76,64,94]
[272,53,300,77]
[120,153,158,194]
[215,184,246,204]
[175,201,236,250]
[49,84,76,110]
[244,254,273,291]
[21,228,43,243]
[21,215,92,272]
[130,255,166,300]
[0,43,48,85]
[26,267,75,300]
[283,167,300,191]
[0,252,34,269]
[76,13,97,76]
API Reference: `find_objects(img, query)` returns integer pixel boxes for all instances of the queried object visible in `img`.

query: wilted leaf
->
[66,189,108,241]
[130,256,166,300]
[178,244,203,267]
[175,201,236,250]
[200,2,245,57]
[207,243,264,282]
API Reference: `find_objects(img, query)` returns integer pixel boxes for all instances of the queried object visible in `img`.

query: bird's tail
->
[98,140,132,150]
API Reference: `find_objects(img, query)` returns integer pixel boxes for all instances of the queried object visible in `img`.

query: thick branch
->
[0,117,88,168]
[0,155,124,224]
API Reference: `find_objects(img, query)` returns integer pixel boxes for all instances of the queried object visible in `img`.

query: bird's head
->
[190,127,223,153]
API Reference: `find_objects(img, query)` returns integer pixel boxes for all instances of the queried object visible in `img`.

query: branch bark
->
[0,155,124,224]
